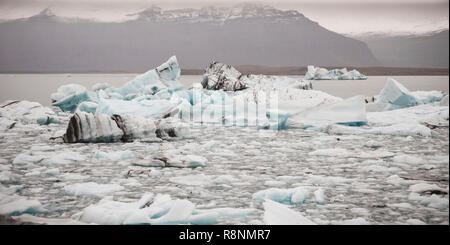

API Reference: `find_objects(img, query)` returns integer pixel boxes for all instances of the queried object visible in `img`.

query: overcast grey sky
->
[0,0,448,34]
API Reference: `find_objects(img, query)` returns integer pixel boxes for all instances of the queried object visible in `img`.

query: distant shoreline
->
[0,67,448,76]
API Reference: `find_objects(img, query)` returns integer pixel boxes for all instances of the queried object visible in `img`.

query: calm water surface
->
[0,74,448,106]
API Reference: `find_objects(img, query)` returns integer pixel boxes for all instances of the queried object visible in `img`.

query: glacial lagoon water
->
[0,74,448,106]
[0,74,448,225]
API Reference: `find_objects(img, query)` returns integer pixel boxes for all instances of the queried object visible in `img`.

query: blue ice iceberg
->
[51,56,182,112]
[371,78,420,111]
[366,78,445,112]
[51,84,98,112]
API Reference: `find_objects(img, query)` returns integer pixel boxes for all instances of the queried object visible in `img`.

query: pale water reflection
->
[0,74,448,106]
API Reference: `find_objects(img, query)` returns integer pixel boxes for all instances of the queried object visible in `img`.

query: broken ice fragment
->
[304,66,367,80]
[263,199,316,225]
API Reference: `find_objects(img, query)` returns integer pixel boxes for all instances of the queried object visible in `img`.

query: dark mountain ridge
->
[0,3,380,72]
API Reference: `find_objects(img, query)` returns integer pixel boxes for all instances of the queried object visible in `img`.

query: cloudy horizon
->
[0,0,448,35]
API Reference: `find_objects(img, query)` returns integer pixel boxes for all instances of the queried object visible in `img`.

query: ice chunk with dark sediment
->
[304,66,367,80]
[201,61,312,91]
[241,74,313,90]
[201,61,247,91]
[60,112,188,143]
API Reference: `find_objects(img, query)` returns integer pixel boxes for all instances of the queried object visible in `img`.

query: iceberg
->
[366,78,446,112]
[366,78,420,112]
[60,112,189,143]
[51,56,183,112]
[304,66,367,80]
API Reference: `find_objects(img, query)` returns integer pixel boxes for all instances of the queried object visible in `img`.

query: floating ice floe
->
[74,193,255,225]
[0,100,62,128]
[262,199,316,225]
[95,150,135,161]
[304,66,367,80]
[326,123,433,137]
[408,183,448,194]
[408,193,448,210]
[329,217,370,225]
[0,171,18,184]
[287,95,367,129]
[11,214,89,225]
[253,187,311,204]
[0,192,46,216]
[133,154,207,168]
[64,182,125,197]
